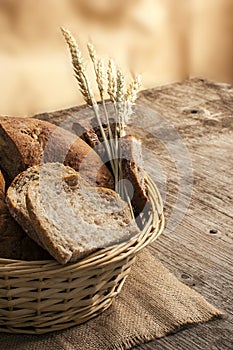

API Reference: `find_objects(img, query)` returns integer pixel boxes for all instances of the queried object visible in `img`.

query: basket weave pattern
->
[0,176,164,334]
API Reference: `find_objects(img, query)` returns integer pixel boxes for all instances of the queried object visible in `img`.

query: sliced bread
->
[118,135,149,216]
[0,116,114,189]
[22,165,140,264]
[6,163,77,246]
[0,170,51,260]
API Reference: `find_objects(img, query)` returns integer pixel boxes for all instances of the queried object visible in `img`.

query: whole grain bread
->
[6,163,77,246]
[0,116,114,189]
[13,163,140,264]
[118,135,149,216]
[0,170,51,260]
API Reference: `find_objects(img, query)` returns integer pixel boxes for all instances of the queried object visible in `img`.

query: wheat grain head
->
[116,69,125,103]
[61,27,94,106]
[107,59,117,102]
[126,75,142,103]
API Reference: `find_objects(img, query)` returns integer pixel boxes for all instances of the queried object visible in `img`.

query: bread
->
[0,170,51,260]
[6,163,77,246]
[6,163,140,264]
[72,118,101,149]
[118,135,149,216]
[0,116,114,189]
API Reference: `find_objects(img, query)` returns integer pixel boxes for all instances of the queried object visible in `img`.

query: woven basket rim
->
[0,175,164,271]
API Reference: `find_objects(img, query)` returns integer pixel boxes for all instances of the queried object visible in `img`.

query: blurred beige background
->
[0,0,232,116]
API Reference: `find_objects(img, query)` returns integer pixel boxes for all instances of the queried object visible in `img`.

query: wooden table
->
[38,78,233,349]
[134,78,233,349]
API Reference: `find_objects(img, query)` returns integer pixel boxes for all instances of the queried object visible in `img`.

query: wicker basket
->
[0,176,164,334]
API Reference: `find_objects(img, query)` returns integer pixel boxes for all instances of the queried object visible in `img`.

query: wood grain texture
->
[36,78,233,349]
[133,78,233,350]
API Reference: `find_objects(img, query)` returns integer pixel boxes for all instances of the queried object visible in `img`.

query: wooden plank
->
[132,78,233,349]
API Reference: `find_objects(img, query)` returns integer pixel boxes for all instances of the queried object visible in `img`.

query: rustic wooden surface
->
[37,78,233,350]
[134,78,233,350]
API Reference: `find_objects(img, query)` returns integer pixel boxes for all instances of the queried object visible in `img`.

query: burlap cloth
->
[0,249,222,350]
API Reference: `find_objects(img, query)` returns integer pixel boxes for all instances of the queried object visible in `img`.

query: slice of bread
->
[118,135,149,216]
[6,163,77,246]
[22,165,140,264]
[0,170,51,261]
[0,116,114,189]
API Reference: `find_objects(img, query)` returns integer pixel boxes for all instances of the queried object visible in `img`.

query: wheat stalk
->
[87,42,116,171]
[61,28,118,176]
[62,29,141,219]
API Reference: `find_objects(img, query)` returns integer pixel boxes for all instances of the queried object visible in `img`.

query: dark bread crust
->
[0,116,114,189]
[0,170,51,260]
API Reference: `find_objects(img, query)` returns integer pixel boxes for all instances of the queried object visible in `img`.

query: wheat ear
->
[116,69,125,102]
[87,42,97,64]
[96,59,105,100]
[125,75,142,121]
[107,60,117,102]
[61,27,94,106]
[126,75,142,103]
[87,42,105,99]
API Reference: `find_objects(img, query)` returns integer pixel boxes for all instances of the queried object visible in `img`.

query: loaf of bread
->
[7,163,140,264]
[0,170,51,260]
[0,116,114,189]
